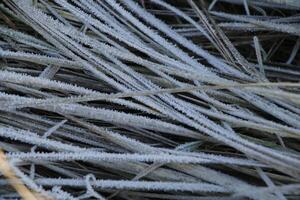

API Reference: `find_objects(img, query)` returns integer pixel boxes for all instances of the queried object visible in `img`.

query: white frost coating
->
[1,1,300,199]
[35,178,228,192]
[0,127,85,152]
[7,151,262,166]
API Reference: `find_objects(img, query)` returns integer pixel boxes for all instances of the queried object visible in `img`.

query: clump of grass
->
[0,0,300,199]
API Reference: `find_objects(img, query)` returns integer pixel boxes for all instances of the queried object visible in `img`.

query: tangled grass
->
[0,0,300,199]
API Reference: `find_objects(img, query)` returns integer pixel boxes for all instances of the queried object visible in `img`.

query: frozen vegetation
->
[0,0,300,199]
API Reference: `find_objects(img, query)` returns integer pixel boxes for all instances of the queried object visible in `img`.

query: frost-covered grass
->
[0,0,300,199]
